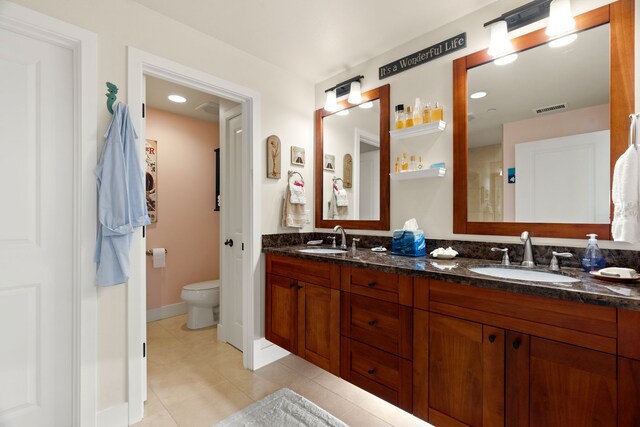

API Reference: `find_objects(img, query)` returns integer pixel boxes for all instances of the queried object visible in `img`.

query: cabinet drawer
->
[342,266,412,305]
[266,254,340,289]
[340,338,412,412]
[345,293,412,359]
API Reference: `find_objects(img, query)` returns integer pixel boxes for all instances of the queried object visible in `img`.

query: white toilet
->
[181,280,220,329]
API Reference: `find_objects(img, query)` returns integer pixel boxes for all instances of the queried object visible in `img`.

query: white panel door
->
[515,130,610,223]
[222,105,244,351]
[0,26,75,427]
[359,150,380,220]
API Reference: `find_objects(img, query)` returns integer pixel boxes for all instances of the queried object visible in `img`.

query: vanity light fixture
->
[486,20,514,58]
[168,94,187,103]
[545,0,575,37]
[470,91,487,99]
[359,101,374,109]
[324,75,364,112]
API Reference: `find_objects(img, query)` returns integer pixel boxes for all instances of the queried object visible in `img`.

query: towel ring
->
[288,170,304,185]
[629,114,639,150]
[332,176,344,188]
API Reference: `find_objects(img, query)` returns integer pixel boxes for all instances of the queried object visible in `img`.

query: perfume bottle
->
[413,98,423,125]
[431,102,444,121]
[405,106,414,127]
[395,156,400,173]
[409,155,416,171]
[422,103,432,123]
[395,104,405,129]
[401,152,409,171]
[417,155,424,170]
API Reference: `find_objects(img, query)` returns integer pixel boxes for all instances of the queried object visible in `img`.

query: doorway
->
[127,47,261,424]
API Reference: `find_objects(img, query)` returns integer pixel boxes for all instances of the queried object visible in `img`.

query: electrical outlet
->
[305,209,311,224]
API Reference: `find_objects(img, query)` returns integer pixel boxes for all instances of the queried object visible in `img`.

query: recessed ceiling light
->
[359,101,373,109]
[470,91,487,99]
[337,109,350,116]
[168,94,187,103]
[494,53,518,66]
[549,33,578,48]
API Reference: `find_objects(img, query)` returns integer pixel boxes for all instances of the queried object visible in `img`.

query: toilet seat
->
[183,280,220,291]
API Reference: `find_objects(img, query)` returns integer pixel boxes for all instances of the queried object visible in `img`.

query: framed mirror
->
[315,84,390,230]
[453,1,634,239]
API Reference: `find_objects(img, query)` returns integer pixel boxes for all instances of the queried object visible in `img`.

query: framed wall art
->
[145,139,158,222]
[291,146,305,166]
[266,135,281,179]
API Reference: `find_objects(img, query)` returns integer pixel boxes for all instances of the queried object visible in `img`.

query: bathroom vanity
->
[264,248,640,427]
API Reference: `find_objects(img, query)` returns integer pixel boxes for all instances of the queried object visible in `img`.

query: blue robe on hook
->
[95,103,150,286]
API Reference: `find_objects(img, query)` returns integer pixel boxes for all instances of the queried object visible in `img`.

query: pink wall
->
[502,104,609,221]
[145,108,220,310]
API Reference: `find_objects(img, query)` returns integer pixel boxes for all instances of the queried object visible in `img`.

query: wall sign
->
[379,33,466,79]
[145,139,158,222]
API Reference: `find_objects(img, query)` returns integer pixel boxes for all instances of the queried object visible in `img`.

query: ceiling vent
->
[533,102,568,115]
[195,101,219,116]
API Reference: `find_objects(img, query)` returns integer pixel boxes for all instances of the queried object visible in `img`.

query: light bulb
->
[546,0,575,37]
[347,80,362,104]
[487,20,513,58]
[324,89,337,112]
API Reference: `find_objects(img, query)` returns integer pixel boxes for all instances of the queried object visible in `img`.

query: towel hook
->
[106,82,119,114]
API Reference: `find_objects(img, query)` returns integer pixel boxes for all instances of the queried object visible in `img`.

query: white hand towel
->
[282,185,305,228]
[612,145,640,242]
[289,183,306,205]
[335,189,348,207]
[329,190,348,219]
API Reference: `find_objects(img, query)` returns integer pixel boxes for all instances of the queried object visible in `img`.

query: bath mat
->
[213,388,348,427]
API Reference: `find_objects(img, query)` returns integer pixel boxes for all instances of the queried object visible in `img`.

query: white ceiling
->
[145,76,224,122]
[468,24,610,148]
[135,0,500,82]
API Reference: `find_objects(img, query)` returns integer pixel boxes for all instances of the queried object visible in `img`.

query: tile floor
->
[135,314,433,427]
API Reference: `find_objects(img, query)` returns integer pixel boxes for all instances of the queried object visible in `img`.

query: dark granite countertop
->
[263,245,640,311]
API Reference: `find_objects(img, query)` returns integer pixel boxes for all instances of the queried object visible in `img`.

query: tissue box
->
[392,230,426,257]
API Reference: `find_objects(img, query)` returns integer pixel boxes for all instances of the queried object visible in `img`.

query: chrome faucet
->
[520,231,535,267]
[333,225,347,250]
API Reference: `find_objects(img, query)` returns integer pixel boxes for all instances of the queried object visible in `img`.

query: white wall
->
[314,0,639,251]
[10,0,314,412]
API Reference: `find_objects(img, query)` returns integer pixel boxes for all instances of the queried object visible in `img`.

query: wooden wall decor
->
[267,135,281,179]
[343,154,353,188]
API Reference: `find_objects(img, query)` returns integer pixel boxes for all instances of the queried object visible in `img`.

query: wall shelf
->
[390,168,446,181]
[390,120,447,140]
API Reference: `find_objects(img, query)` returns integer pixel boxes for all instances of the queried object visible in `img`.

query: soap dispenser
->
[581,233,606,272]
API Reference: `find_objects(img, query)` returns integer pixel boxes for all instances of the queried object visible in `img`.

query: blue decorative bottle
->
[581,233,606,272]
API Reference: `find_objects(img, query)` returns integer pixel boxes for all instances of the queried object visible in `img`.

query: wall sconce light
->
[545,0,575,37]
[484,0,577,60]
[324,75,364,112]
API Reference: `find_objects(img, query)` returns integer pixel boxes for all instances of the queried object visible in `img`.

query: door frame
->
[0,2,98,426]
[127,47,261,424]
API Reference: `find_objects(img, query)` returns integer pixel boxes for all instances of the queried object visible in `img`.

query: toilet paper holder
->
[146,249,168,256]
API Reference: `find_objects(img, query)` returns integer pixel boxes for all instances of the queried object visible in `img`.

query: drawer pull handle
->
[368,321,377,326]
[513,339,521,349]
[289,283,296,288]
[367,369,376,375]
[297,285,303,290]
[367,282,377,288]
[488,334,496,343]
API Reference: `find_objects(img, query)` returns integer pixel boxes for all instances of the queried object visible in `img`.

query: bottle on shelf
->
[417,155,424,170]
[422,103,432,123]
[431,102,444,121]
[405,106,414,127]
[413,98,423,125]
[401,152,409,172]
[409,155,416,171]
[395,156,400,173]
[395,104,405,129]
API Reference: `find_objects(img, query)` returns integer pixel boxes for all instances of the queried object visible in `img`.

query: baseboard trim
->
[97,402,128,427]
[252,338,289,370]
[146,302,187,322]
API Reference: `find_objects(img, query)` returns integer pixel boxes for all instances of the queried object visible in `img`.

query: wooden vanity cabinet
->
[340,266,414,412]
[415,279,620,427]
[265,255,340,375]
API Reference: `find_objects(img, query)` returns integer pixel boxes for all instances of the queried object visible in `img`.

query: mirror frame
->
[315,84,390,230]
[453,1,634,239]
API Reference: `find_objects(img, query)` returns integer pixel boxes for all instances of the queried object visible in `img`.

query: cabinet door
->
[265,274,297,353]
[297,282,340,375]
[508,335,617,427]
[428,313,505,427]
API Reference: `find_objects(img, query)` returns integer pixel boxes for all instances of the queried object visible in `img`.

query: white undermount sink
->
[469,267,580,283]
[298,248,347,255]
